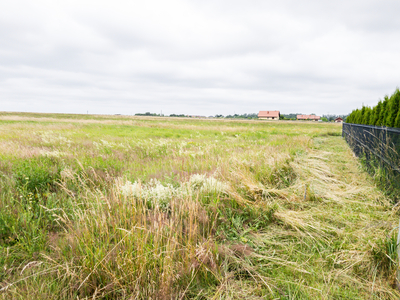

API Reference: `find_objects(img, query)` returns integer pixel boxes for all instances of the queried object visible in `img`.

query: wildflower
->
[189,174,227,194]
[119,173,228,208]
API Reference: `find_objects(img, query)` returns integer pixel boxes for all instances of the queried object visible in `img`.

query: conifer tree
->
[363,108,371,125]
[369,106,375,125]
[348,111,355,123]
[346,112,352,123]
[349,111,354,123]
[358,108,363,124]
[367,107,373,125]
[358,109,363,124]
[358,106,366,124]
[353,109,359,124]
[378,96,389,126]
[371,101,382,126]
[347,89,400,127]
[386,89,400,127]
[370,106,376,125]
[394,108,400,128]
[347,112,352,123]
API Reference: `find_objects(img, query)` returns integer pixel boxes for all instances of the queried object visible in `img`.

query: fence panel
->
[342,123,400,197]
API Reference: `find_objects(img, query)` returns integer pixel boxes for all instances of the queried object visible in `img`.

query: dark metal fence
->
[342,123,400,197]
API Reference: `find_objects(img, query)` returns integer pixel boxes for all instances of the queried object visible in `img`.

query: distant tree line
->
[134,113,257,119]
[135,112,161,116]
[346,89,400,128]
[133,112,348,122]
[321,114,348,122]
[280,113,300,120]
[225,113,257,119]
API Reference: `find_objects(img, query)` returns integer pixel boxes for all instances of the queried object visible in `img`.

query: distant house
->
[258,111,280,120]
[334,117,344,123]
[297,114,321,121]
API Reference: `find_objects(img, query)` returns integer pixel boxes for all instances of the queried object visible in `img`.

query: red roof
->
[297,115,321,120]
[258,111,280,118]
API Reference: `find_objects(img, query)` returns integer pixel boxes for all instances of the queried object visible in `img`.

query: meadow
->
[0,112,399,299]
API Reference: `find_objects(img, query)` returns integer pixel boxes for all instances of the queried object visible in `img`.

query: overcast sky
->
[1,0,400,116]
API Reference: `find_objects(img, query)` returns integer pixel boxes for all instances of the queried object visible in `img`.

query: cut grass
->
[0,113,399,299]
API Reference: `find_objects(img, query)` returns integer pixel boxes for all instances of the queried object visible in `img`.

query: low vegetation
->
[0,112,399,299]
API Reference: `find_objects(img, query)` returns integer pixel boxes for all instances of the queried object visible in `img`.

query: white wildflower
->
[40,150,65,158]
[146,179,176,203]
[40,131,71,145]
[100,139,115,148]
[120,179,176,209]
[201,177,227,194]
[119,173,228,208]
[93,139,116,150]
[189,174,207,190]
[120,181,142,198]
[189,174,227,194]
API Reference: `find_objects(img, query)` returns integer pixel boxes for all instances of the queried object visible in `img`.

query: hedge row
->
[346,89,400,128]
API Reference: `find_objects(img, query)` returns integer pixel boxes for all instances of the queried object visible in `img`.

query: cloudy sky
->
[1,0,400,116]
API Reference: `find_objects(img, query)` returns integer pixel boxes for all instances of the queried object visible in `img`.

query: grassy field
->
[0,112,399,299]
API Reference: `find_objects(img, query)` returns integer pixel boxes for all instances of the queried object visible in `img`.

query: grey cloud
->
[1,0,400,116]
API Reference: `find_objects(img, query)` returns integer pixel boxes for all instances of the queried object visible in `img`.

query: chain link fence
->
[342,123,400,198]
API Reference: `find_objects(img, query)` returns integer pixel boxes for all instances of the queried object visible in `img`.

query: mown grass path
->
[199,134,399,299]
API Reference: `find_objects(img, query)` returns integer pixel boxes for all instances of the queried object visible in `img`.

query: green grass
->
[0,112,398,299]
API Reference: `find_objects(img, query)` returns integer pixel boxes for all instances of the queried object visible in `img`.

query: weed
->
[14,157,61,195]
[371,232,398,277]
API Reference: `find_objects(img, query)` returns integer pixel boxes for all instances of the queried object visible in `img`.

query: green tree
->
[351,109,363,124]
[363,107,371,125]
[378,96,389,126]
[346,111,352,123]
[357,107,366,124]
[386,89,400,127]
[394,108,400,128]
[349,110,356,124]
[371,101,382,126]
[369,106,376,125]
[353,109,360,124]
[351,111,357,123]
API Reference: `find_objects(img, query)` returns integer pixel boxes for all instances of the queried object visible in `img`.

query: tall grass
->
[0,113,399,299]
